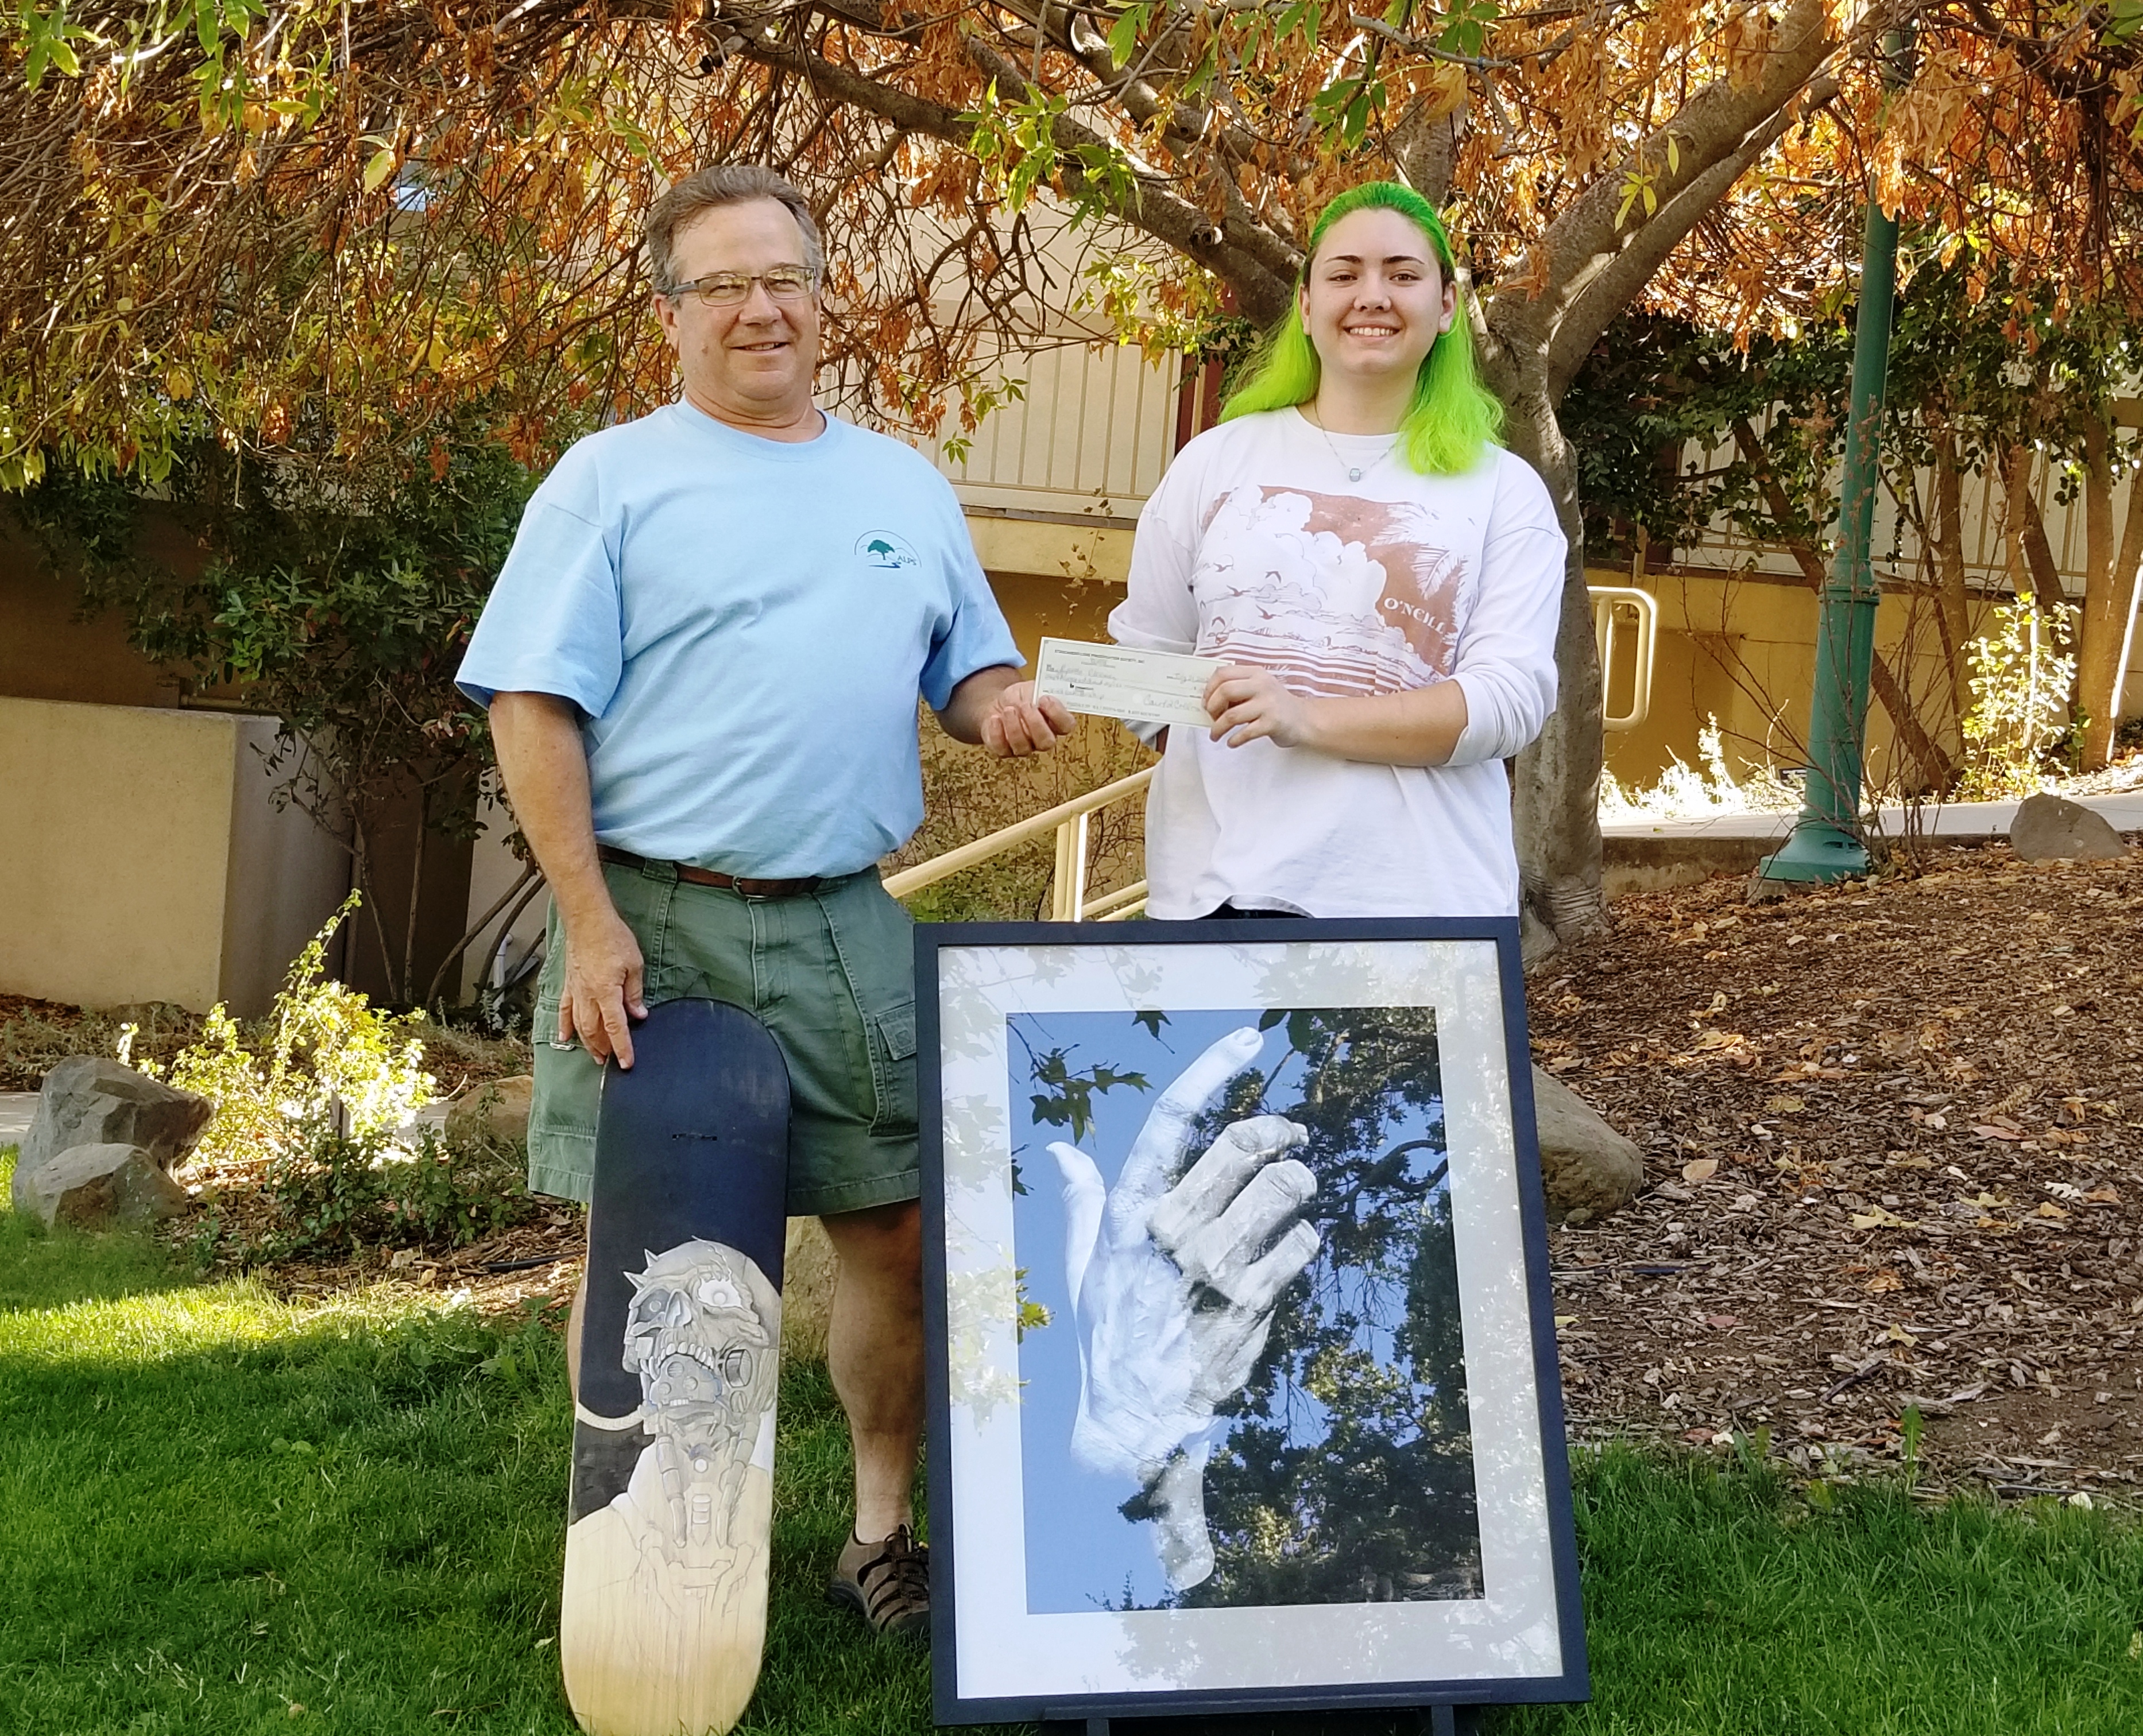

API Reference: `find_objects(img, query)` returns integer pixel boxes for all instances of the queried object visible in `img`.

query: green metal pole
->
[1759,32,1910,885]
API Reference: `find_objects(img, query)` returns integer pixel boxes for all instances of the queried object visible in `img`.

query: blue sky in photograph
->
[1008,1007,1449,1614]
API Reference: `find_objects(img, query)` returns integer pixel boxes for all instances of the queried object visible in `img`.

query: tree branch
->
[1491,0,1890,374]
[737,32,1299,319]
[1543,75,1840,397]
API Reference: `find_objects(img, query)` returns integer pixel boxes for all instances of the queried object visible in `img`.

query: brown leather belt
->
[596,845,831,900]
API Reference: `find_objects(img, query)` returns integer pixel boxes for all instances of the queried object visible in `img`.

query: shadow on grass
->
[1,1308,946,1735]
[0,1160,941,1736]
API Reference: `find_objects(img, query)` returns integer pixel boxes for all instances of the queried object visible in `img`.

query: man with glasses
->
[457,164,1069,1639]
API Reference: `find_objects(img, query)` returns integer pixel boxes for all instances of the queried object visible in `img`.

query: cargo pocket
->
[525,902,601,1202]
[530,901,580,1055]
[865,997,919,1138]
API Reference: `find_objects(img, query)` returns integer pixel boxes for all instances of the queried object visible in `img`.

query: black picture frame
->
[915,916,1588,1727]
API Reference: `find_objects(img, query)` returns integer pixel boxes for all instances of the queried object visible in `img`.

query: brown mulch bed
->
[1534,843,2143,1498]
[415,1027,535,1099]
[0,993,79,1026]
[0,993,528,1099]
[0,996,203,1092]
[247,1214,590,1321]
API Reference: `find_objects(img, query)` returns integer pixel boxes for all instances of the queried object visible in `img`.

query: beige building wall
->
[0,698,349,1016]
[1595,563,2143,793]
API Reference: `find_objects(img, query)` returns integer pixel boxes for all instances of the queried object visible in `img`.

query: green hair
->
[1219,181,1503,476]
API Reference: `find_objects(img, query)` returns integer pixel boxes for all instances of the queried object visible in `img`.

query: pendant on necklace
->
[1347,466,1363,481]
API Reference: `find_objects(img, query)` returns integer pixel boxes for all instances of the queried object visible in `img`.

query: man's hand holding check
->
[977,681,1077,758]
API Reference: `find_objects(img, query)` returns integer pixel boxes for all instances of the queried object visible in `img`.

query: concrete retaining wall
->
[0,697,349,1015]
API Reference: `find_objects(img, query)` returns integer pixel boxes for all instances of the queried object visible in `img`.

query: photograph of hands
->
[1009,1006,1483,1615]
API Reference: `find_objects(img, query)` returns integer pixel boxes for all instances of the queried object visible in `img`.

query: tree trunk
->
[2074,415,2132,770]
[400,789,428,1010]
[1926,422,1973,732]
[2000,437,2064,604]
[352,813,400,1002]
[1498,365,1607,957]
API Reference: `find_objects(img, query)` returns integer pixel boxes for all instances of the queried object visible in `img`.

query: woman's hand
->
[1203,664,1318,750]
[1200,664,1471,765]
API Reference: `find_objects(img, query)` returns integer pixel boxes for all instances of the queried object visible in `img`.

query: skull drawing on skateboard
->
[618,1240,781,1570]
[560,1000,790,1736]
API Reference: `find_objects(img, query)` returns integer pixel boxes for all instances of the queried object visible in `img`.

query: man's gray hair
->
[645,165,825,293]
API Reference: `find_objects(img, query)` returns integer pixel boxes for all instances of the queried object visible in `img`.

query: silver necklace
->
[1305,404,1400,483]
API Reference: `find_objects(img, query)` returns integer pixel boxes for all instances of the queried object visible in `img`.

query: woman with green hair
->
[1107,180,1567,920]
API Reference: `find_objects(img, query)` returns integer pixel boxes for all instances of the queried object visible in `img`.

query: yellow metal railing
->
[882,765,1156,922]
[1589,584,1658,732]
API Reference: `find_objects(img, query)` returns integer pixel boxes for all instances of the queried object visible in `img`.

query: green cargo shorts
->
[526,858,920,1218]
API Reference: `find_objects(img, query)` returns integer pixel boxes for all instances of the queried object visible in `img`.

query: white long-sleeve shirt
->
[1108,407,1566,919]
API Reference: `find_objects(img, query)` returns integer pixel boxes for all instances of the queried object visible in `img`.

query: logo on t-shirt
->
[857,532,919,570]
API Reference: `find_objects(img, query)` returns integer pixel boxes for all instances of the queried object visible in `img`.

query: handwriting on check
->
[1034,638,1224,729]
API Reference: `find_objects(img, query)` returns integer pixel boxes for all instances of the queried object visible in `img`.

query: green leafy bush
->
[121,896,535,1262]
[123,893,436,1170]
[244,1123,535,1264]
[1960,597,2080,797]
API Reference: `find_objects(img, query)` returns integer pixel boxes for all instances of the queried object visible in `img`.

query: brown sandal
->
[826,1525,931,1637]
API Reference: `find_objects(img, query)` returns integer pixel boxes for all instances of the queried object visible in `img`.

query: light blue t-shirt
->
[457,402,1020,877]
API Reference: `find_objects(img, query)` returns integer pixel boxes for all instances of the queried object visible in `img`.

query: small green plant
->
[120,892,435,1171]
[116,896,535,1263]
[239,1120,536,1264]
[1959,596,2079,797]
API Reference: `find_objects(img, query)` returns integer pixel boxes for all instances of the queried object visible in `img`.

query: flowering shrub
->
[116,896,535,1261]
[120,892,435,1169]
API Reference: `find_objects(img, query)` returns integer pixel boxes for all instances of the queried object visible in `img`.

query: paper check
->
[1033,637,1224,729]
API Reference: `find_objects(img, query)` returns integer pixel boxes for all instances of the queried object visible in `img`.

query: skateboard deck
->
[560,998,791,1736]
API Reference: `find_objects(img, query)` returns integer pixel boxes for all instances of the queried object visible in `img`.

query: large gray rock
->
[1530,1067,1645,1225]
[16,1142,192,1230]
[21,1056,212,1175]
[444,1074,533,1146]
[782,1216,840,1362]
[2009,793,2130,862]
[13,1057,212,1225]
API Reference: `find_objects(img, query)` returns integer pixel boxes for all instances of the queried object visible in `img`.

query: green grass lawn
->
[3,1149,2140,1735]
[1500,1451,2143,1736]
[0,1149,930,1736]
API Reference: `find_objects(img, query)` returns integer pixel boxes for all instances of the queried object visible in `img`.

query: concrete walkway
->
[1599,788,2142,896]
[1602,788,2143,842]
[1,1092,38,1150]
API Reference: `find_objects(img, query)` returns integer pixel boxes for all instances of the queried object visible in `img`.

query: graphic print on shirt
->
[856,530,920,570]
[1191,485,1468,698]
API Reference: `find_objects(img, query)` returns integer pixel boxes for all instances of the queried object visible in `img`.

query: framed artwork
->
[916,918,1587,1725]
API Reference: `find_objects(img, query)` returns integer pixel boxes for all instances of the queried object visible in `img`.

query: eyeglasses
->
[663,266,819,305]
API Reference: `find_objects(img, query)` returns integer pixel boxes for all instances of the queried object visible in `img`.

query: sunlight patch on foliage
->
[121,893,434,1169]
